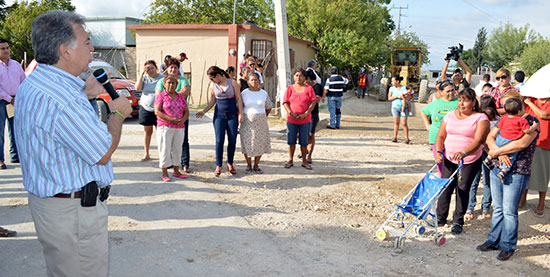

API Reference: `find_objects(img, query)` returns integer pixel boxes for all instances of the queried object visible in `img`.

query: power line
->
[391,5,408,36]
[461,0,501,24]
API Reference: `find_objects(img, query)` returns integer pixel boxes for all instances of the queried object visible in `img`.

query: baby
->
[484,98,537,182]
[401,84,414,117]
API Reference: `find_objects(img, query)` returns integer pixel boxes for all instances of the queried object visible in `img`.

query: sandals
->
[141,156,151,162]
[465,210,474,221]
[534,209,544,218]
[301,163,312,170]
[284,161,294,169]
[245,167,252,174]
[482,210,491,219]
[227,163,236,175]
[392,138,398,143]
[214,166,222,177]
[172,173,188,179]
[161,175,171,182]
[0,227,16,237]
[253,167,263,174]
[182,165,191,173]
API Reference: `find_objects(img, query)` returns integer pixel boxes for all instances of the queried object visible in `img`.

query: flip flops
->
[161,175,171,182]
[172,173,188,179]
[284,161,294,169]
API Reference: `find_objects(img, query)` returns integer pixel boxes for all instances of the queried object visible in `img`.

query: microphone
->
[93,69,119,100]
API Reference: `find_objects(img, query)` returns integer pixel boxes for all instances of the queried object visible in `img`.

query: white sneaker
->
[409,112,413,116]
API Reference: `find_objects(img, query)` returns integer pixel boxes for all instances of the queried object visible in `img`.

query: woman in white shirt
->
[240,73,272,173]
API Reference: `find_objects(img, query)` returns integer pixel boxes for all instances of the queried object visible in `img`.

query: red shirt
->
[283,85,317,124]
[525,98,550,149]
[489,86,518,108]
[498,115,530,140]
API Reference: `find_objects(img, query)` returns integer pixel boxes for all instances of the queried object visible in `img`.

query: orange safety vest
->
[358,74,368,88]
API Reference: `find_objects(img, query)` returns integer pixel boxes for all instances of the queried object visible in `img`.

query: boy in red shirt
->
[485,98,537,182]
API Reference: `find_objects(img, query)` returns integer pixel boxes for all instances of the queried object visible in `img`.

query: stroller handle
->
[436,150,464,171]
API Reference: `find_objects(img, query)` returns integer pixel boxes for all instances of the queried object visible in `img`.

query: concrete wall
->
[135,29,229,107]
[241,29,315,101]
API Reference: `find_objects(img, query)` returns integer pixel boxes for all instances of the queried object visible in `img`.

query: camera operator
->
[14,10,131,276]
[441,45,472,93]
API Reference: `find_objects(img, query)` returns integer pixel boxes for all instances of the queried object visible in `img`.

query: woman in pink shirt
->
[154,75,189,182]
[283,68,317,170]
[435,88,490,235]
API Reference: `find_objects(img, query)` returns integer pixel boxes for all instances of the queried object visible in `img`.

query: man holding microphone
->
[14,10,131,276]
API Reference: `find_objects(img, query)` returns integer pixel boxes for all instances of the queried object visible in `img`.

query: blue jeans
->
[327,96,343,128]
[468,152,492,211]
[486,169,529,253]
[180,119,190,167]
[213,113,238,167]
[0,100,18,162]
[495,135,517,171]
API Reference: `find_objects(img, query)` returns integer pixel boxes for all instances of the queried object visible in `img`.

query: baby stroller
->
[376,154,463,249]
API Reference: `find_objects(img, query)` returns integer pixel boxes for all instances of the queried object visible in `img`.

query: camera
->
[445,43,463,61]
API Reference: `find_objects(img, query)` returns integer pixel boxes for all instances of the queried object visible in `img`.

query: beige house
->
[127,23,316,107]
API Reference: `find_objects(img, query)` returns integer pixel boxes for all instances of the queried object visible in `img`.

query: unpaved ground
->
[1,91,549,276]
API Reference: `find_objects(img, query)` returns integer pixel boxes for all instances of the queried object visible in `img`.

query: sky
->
[5,0,549,71]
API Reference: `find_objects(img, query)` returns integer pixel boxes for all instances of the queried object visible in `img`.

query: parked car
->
[79,60,140,122]
[25,59,140,122]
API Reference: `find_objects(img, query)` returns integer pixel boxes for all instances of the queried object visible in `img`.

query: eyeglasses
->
[496,75,508,81]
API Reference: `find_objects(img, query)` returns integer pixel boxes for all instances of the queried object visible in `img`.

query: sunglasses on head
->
[496,75,508,81]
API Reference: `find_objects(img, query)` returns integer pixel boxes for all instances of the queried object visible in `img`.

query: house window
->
[251,39,273,60]
[251,39,275,77]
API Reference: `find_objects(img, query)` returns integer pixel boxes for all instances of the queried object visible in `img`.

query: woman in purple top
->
[154,75,189,182]
[196,66,243,176]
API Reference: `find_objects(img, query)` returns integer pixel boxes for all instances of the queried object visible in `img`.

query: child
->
[401,84,414,117]
[484,98,536,182]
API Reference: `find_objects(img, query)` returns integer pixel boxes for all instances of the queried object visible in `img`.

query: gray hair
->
[31,10,85,65]
[307,59,317,68]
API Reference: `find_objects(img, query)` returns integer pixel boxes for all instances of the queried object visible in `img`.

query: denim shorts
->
[391,106,409,118]
[287,122,310,146]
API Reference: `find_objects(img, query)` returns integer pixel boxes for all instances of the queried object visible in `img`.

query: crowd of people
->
[0,10,549,276]
[417,59,550,261]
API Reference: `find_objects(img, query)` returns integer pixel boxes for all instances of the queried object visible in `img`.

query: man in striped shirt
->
[14,10,131,277]
[322,66,348,129]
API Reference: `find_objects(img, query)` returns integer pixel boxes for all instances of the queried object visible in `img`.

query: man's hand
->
[9,97,14,105]
[84,75,106,98]
[108,97,132,118]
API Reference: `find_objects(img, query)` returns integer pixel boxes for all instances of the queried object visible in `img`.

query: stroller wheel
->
[415,226,426,235]
[376,229,388,241]
[435,235,446,246]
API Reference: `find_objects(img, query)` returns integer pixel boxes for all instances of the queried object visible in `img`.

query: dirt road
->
[1,92,549,276]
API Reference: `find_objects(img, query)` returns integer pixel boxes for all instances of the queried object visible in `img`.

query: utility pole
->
[392,5,408,36]
[274,0,291,118]
[232,0,237,24]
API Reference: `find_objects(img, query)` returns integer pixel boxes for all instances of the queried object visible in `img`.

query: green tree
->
[145,0,273,28]
[286,0,394,69]
[391,31,430,65]
[519,39,550,76]
[0,0,75,63]
[465,27,487,71]
[486,23,539,69]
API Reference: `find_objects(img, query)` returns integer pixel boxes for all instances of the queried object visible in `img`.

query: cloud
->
[73,0,151,19]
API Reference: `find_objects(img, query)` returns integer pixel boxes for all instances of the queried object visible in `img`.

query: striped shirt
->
[324,75,348,97]
[14,64,113,198]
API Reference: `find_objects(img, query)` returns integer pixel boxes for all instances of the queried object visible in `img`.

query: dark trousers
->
[437,156,482,225]
[180,119,190,167]
[0,100,18,162]
[213,113,238,167]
